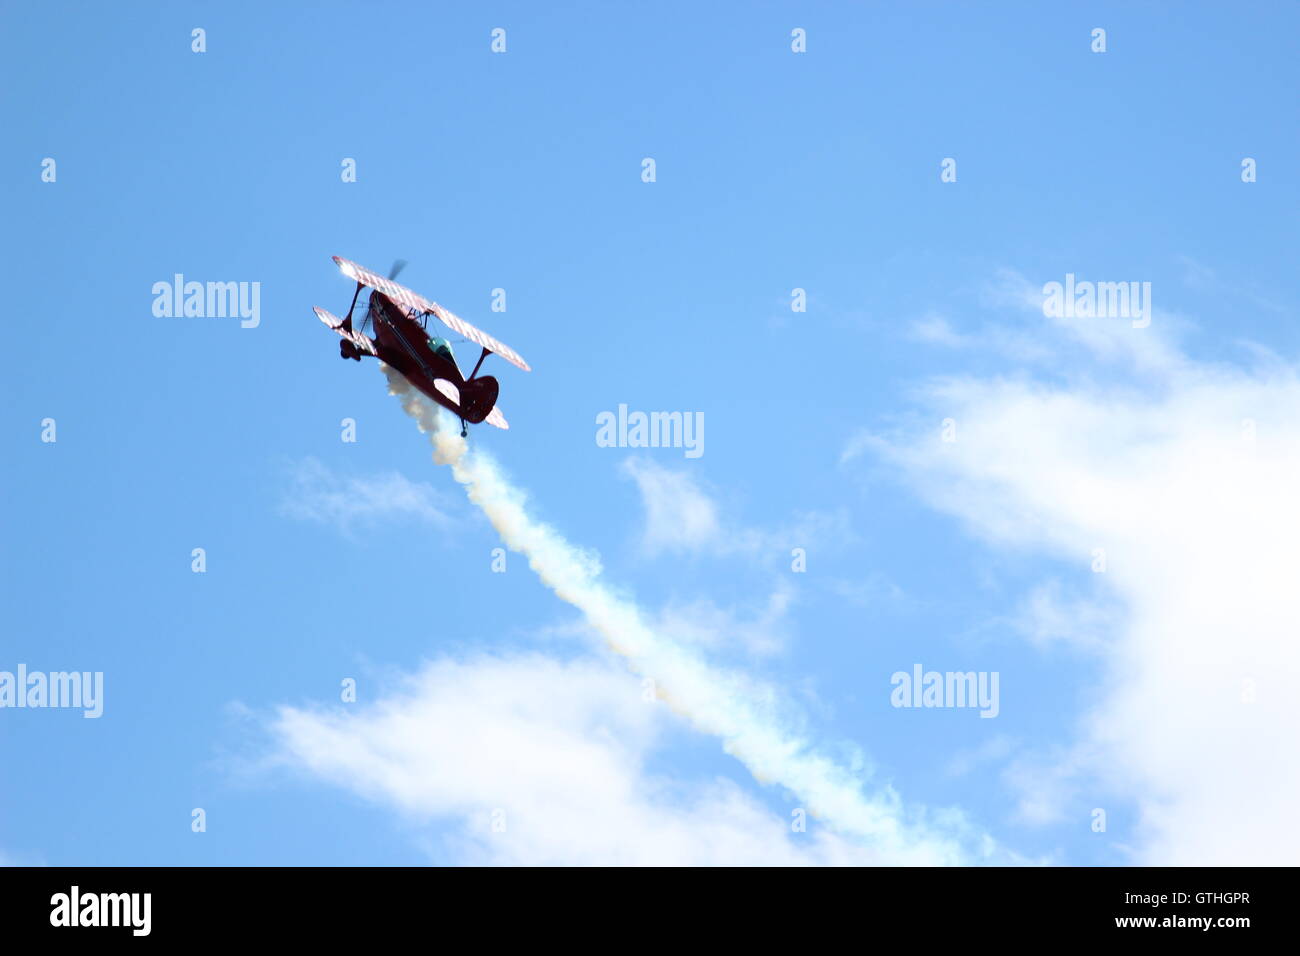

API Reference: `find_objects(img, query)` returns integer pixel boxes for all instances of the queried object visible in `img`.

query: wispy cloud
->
[1012,580,1118,655]
[909,313,974,349]
[652,585,795,658]
[1177,254,1287,315]
[621,458,724,556]
[980,267,1187,373]
[280,457,454,532]
[904,268,1192,374]
[622,457,853,564]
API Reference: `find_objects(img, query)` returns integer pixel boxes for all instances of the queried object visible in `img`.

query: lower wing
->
[313,306,378,356]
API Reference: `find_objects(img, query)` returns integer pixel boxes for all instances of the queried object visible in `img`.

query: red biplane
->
[313,256,529,436]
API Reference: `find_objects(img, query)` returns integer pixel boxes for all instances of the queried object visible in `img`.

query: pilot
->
[427,334,455,365]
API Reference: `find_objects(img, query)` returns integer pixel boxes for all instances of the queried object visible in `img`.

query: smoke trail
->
[381,366,995,864]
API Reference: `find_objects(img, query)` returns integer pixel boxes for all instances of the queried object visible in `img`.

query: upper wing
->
[423,302,531,374]
[332,256,531,372]
[314,306,378,356]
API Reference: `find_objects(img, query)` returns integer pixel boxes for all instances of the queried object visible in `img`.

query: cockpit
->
[427,334,456,366]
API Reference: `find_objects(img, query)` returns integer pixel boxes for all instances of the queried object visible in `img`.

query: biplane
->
[313,256,529,436]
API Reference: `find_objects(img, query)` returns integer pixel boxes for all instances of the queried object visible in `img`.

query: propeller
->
[388,259,408,280]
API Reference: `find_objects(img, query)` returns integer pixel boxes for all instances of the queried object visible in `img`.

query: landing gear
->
[340,339,361,361]
[460,420,468,438]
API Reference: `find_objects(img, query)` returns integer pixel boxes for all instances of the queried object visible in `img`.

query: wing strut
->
[468,347,490,381]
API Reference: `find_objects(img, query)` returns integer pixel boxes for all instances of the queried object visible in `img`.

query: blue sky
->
[3,1,1298,865]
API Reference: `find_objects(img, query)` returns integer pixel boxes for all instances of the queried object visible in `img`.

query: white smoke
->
[380,365,1005,864]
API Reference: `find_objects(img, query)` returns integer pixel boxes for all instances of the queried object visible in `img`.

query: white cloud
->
[281,457,453,532]
[867,315,1300,864]
[979,267,1187,374]
[269,653,911,865]
[1177,254,1287,315]
[825,572,908,610]
[910,313,972,348]
[946,734,1017,779]
[621,458,723,556]
[653,585,794,658]
[621,457,853,563]
[902,269,1192,373]
[1012,580,1118,655]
